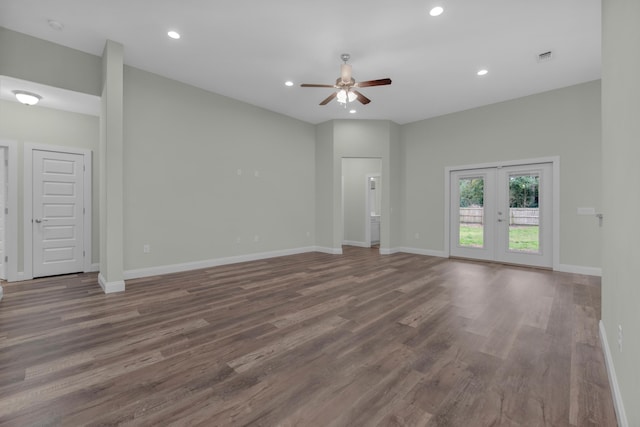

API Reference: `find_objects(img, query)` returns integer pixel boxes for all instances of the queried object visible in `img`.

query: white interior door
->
[450,163,553,268]
[33,150,85,277]
[0,148,6,280]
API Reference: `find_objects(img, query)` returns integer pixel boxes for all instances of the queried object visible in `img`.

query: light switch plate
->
[577,207,596,215]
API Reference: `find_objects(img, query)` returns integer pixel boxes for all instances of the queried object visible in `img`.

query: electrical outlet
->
[254,235,260,242]
[236,237,241,244]
[618,324,623,352]
[143,244,150,254]
[306,231,311,238]
[414,233,420,239]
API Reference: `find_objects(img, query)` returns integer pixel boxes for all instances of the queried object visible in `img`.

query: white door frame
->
[444,156,560,270]
[24,143,92,280]
[0,140,18,282]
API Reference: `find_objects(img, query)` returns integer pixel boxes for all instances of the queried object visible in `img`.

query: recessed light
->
[13,90,42,106]
[285,81,294,87]
[477,69,488,76]
[167,30,181,40]
[349,109,357,114]
[48,19,64,31]
[429,6,444,17]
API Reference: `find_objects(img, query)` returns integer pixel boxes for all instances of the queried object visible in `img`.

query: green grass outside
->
[459,225,539,252]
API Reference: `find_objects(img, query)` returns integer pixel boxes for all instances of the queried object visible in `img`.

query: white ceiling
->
[0,0,601,124]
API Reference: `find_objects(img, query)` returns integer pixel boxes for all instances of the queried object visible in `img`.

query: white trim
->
[600,320,628,427]
[398,247,448,258]
[555,264,601,277]
[90,263,100,272]
[124,246,322,280]
[315,246,343,255]
[98,272,125,294]
[552,159,560,272]
[444,156,560,270]
[342,240,370,248]
[379,247,400,255]
[0,285,3,302]
[0,140,18,282]
[23,143,92,280]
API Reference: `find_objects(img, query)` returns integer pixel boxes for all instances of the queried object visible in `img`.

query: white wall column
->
[99,40,125,293]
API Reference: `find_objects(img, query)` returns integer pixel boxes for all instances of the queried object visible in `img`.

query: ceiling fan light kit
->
[301,53,391,106]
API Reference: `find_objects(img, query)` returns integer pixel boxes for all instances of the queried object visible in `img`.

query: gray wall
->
[342,158,381,245]
[0,27,101,96]
[602,0,640,424]
[401,81,602,270]
[123,66,316,270]
[0,100,100,271]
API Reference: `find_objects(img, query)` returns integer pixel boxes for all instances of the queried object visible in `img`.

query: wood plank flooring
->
[0,247,617,426]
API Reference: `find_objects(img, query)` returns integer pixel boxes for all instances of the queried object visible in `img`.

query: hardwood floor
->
[0,247,617,426]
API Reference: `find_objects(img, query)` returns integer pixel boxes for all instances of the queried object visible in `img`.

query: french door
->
[450,163,553,268]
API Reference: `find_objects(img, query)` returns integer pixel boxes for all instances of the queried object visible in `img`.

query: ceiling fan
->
[300,54,392,106]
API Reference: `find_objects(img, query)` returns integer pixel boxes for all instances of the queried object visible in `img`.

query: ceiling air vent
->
[537,51,553,63]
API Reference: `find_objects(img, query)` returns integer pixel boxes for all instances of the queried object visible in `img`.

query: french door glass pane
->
[508,174,540,253]
[458,177,484,248]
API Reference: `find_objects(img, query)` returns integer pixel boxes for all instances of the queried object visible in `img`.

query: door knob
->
[497,219,504,222]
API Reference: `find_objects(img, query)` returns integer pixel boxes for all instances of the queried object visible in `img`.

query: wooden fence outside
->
[459,208,539,225]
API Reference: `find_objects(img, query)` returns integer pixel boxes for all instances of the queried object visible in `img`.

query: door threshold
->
[449,256,552,271]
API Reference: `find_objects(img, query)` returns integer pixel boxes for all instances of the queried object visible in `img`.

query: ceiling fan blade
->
[340,64,352,84]
[319,92,338,105]
[352,90,371,105]
[301,83,336,88]
[355,78,392,88]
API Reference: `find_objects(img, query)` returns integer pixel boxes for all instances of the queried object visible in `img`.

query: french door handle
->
[34,218,48,223]
[497,219,504,222]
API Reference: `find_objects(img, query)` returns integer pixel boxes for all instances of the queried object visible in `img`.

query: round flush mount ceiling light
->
[429,6,444,17]
[285,81,294,87]
[349,109,357,114]
[477,69,489,76]
[167,30,181,39]
[13,90,42,106]
[48,19,64,31]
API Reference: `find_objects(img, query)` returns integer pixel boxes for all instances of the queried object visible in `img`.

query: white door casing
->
[24,144,92,280]
[0,148,6,280]
[0,140,17,282]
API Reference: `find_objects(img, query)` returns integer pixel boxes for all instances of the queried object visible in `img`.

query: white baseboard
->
[396,247,449,258]
[314,246,343,255]
[342,240,370,248]
[98,273,125,294]
[0,285,3,302]
[600,320,628,427]
[555,264,602,277]
[124,246,321,280]
[379,247,400,255]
